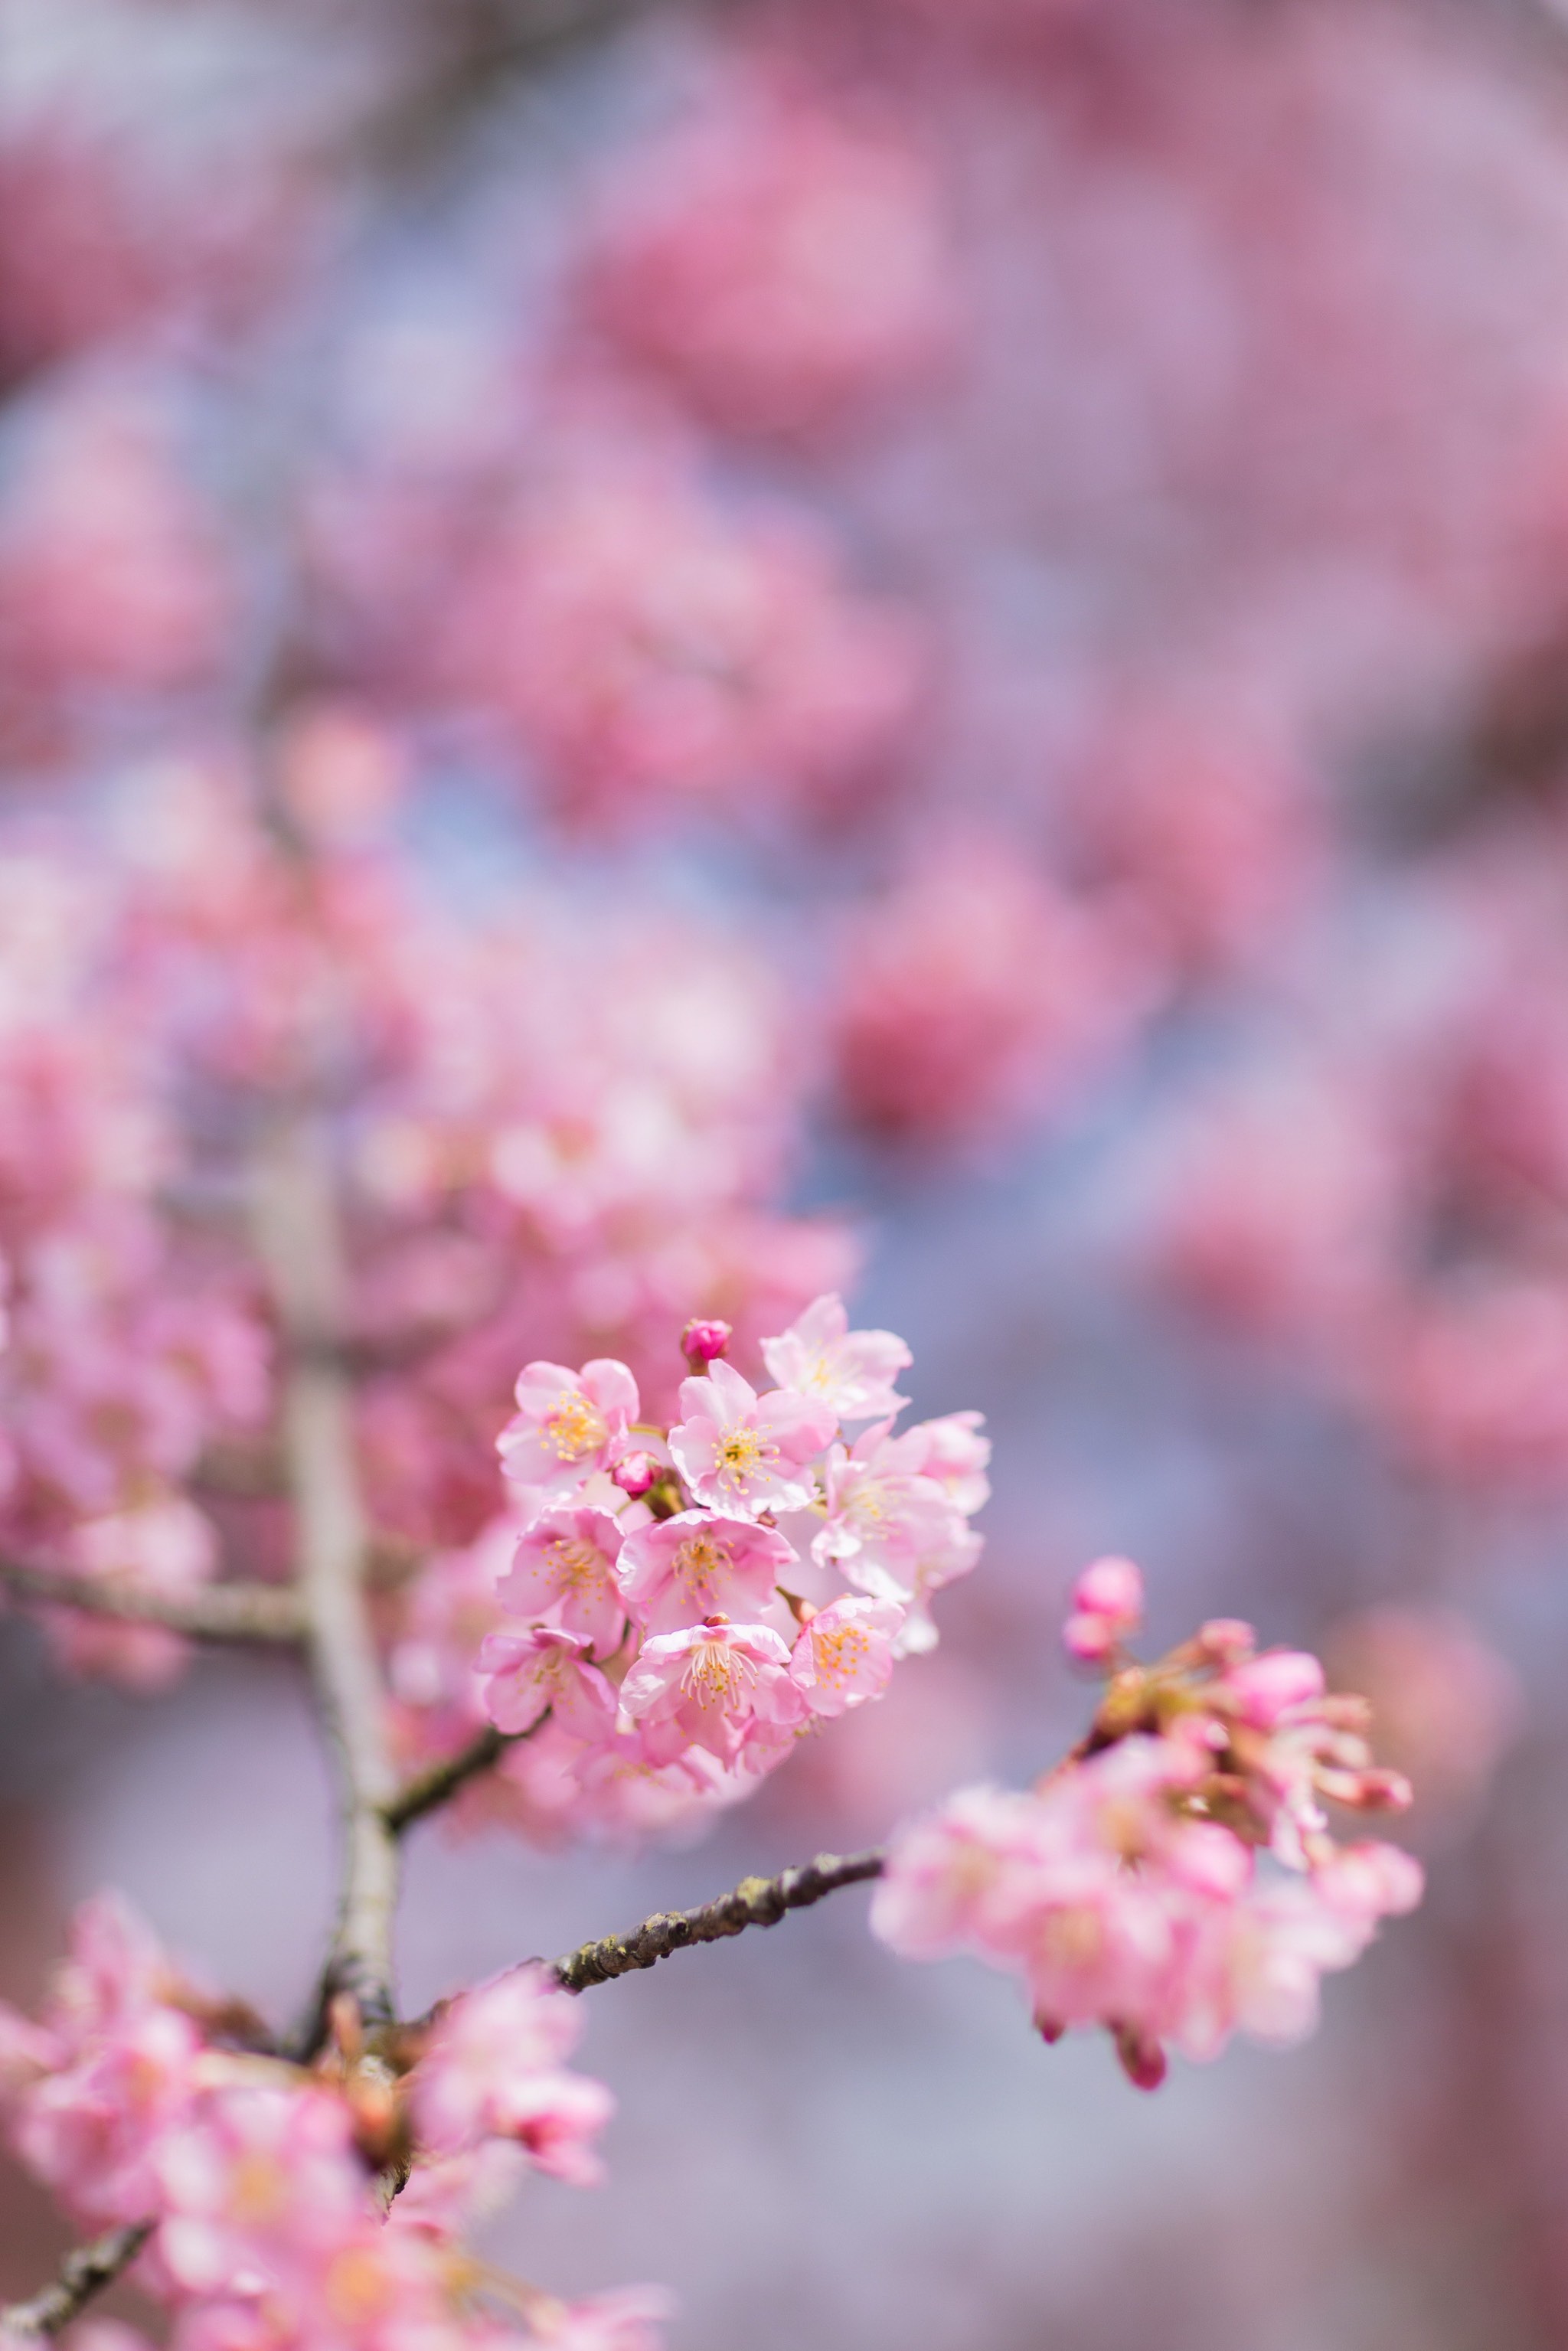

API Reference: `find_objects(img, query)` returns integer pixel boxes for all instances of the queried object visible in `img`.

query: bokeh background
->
[2,0,1567,2345]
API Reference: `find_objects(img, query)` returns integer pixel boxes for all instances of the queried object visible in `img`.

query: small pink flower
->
[812,1421,972,1602]
[880,1411,991,1514]
[478,1625,618,1740]
[619,1618,804,1764]
[616,1510,795,1634]
[413,1967,612,2184]
[497,1507,627,1657]
[668,1359,835,1517]
[1061,1555,1144,1666]
[154,2082,367,2299]
[760,1292,910,1423]
[497,1360,639,1496]
[789,1594,904,1717]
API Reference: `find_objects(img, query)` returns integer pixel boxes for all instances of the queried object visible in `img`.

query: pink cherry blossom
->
[477,1627,619,1741]
[880,1412,991,1515]
[812,1421,975,1604]
[668,1360,835,1518]
[619,1618,804,1765]
[790,1595,905,1717]
[760,1292,911,1423]
[413,1968,612,2184]
[498,1362,639,1497]
[615,1510,795,1635]
[153,2085,370,2300]
[496,1508,628,1658]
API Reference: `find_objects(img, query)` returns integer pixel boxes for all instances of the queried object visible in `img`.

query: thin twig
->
[0,2219,152,2338]
[551,1850,886,1993]
[0,1559,304,1644]
[384,1722,524,1836]
[252,1116,401,2034]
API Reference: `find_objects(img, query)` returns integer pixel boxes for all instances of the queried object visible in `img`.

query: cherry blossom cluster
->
[391,1296,988,1841]
[0,841,270,1687]
[0,767,851,1684]
[873,1557,1422,2090]
[1140,824,1568,1489]
[0,1897,663,2351]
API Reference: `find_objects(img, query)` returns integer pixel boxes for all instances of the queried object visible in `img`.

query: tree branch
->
[384,1722,522,1837]
[550,1850,886,1993]
[252,1116,400,2033]
[0,2219,152,2338]
[0,1559,304,1644]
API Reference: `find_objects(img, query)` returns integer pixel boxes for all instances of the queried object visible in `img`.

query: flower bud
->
[1112,2025,1167,2092]
[611,1449,661,1498]
[1195,1618,1256,1665]
[1063,1554,1144,1666]
[681,1318,733,1372]
[1223,1648,1325,1729]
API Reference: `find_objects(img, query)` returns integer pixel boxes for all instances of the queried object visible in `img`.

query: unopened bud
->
[612,1449,661,1498]
[682,1318,733,1373]
[1112,2024,1168,2092]
[1063,1554,1144,1668]
[1195,1618,1256,1666]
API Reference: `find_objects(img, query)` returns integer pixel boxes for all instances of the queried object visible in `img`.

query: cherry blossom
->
[412,1969,612,2183]
[615,1511,795,1636]
[790,1594,905,1717]
[496,1508,629,1658]
[760,1292,912,1423]
[619,1618,805,1765]
[497,1363,640,1500]
[476,1626,619,1742]
[874,1562,1423,2087]
[668,1360,837,1519]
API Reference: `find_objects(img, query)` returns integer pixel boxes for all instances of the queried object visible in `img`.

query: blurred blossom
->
[827,837,1155,1153]
[1324,1606,1525,1831]
[573,60,956,442]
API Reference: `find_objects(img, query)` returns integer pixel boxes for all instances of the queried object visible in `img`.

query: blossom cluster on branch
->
[874,1559,1421,2090]
[391,1298,988,1842]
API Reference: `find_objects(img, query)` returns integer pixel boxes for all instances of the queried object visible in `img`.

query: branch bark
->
[551,1850,886,1993]
[384,1723,516,1836]
[0,2220,152,2338]
[252,1116,400,2033]
[0,1559,303,1643]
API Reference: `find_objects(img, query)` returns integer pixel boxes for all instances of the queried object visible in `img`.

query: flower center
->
[546,1536,604,1587]
[717,1427,773,1486]
[671,1533,732,1602]
[682,1637,758,1709]
[812,1624,871,1688]
[545,1393,606,1462]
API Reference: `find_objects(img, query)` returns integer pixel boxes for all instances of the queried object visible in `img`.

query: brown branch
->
[0,1559,304,1644]
[384,1723,520,1836]
[550,1850,886,1993]
[0,2219,152,2338]
[252,1117,400,2034]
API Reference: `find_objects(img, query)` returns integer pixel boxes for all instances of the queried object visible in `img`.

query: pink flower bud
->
[612,1449,661,1498]
[1223,1648,1326,1729]
[1062,1555,1143,1665]
[1195,1618,1256,1664]
[1113,2026,1168,2092]
[1072,1555,1144,1621]
[681,1318,733,1371]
